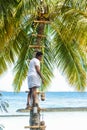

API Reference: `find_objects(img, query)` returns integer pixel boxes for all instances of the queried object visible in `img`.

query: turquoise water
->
[1,92,87,115]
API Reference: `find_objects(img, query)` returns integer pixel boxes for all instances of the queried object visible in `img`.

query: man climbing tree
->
[26,51,44,109]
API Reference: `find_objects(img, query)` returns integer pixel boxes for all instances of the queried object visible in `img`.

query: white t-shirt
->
[28,58,40,77]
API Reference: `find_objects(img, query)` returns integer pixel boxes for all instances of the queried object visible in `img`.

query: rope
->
[41,45,44,92]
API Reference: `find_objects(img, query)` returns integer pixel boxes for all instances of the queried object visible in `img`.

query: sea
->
[1,91,87,116]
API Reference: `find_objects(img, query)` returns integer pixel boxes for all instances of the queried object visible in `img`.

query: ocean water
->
[1,91,87,115]
[1,92,87,130]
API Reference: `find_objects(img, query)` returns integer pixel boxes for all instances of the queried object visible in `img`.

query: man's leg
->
[32,87,37,106]
[26,89,32,108]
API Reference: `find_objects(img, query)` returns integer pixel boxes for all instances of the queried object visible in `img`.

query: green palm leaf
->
[0,0,86,91]
[54,34,86,90]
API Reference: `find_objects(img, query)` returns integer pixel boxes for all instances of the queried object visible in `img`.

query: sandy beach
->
[1,92,87,130]
[1,112,87,130]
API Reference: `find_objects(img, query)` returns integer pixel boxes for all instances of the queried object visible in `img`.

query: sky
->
[0,67,76,92]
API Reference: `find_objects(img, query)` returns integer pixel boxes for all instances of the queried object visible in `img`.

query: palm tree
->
[0,93,8,130]
[0,125,4,130]
[0,93,9,112]
[0,0,87,92]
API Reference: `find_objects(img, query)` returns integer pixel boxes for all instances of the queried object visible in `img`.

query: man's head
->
[35,51,43,61]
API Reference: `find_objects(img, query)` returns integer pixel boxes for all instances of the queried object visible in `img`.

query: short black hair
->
[36,51,43,57]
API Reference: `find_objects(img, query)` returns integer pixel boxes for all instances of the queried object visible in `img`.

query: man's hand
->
[42,78,44,84]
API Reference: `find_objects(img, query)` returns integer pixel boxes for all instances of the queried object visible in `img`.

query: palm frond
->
[53,31,86,91]
[0,125,5,130]
[12,31,36,91]
[0,93,9,112]
[13,45,29,92]
[0,56,8,75]
[0,0,87,92]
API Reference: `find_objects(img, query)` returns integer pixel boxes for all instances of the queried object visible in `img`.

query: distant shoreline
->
[1,107,87,117]
[0,107,87,118]
[16,107,87,112]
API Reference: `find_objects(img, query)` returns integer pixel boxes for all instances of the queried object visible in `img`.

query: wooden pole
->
[29,107,40,130]
[25,125,46,129]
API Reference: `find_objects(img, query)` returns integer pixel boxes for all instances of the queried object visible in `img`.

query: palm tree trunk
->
[35,0,49,46]
[29,1,49,129]
[29,105,46,130]
[36,23,45,45]
[30,107,40,130]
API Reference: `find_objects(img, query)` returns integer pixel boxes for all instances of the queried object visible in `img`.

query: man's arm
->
[35,65,44,83]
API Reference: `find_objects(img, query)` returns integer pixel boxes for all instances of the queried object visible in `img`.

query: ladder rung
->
[32,34,46,37]
[29,45,45,48]
[34,20,50,23]
[25,107,46,111]
[38,108,46,111]
[25,91,43,94]
[24,125,46,129]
